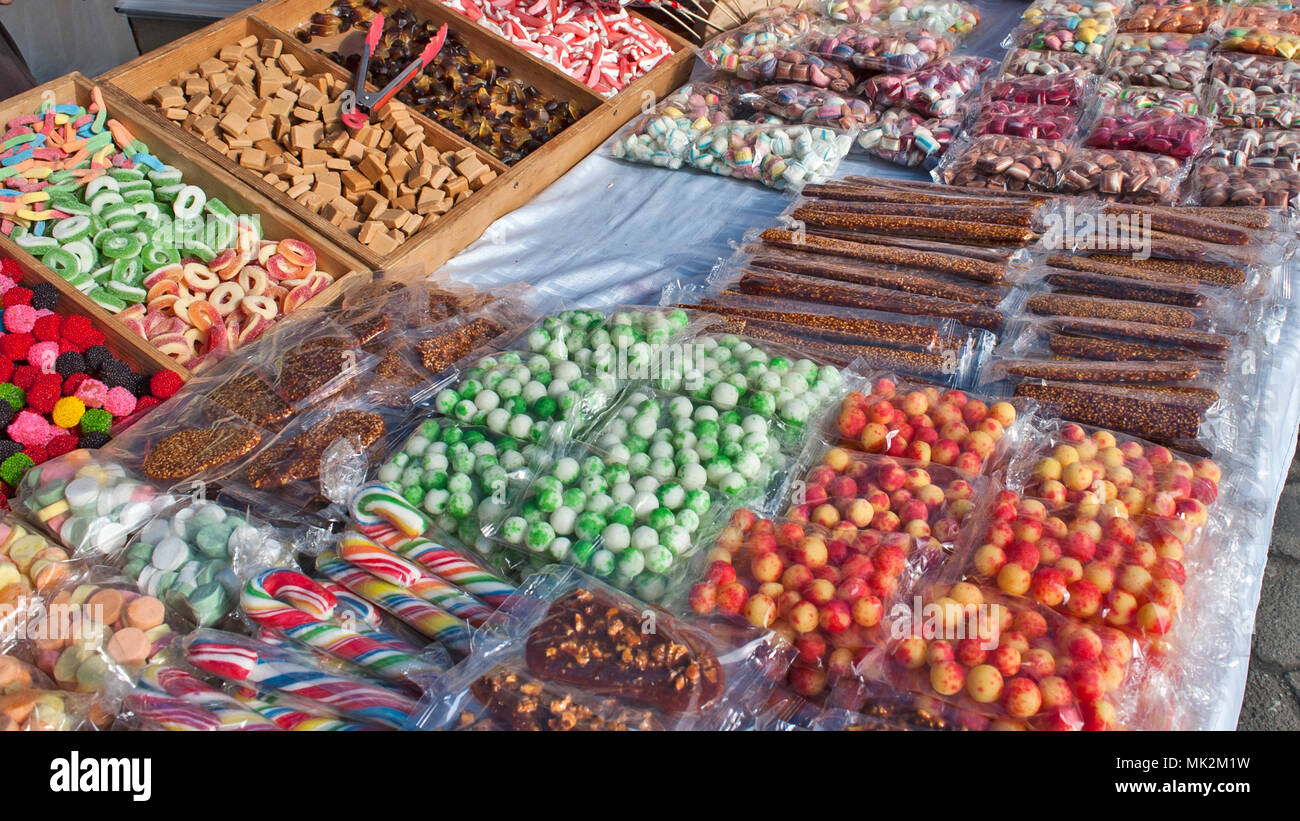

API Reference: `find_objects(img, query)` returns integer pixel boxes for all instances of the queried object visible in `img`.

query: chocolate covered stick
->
[1002,360,1203,383]
[1046,316,1232,353]
[676,303,941,350]
[795,200,1038,227]
[1042,269,1208,307]
[799,231,1017,264]
[748,250,1004,305]
[791,207,1038,245]
[759,228,1007,283]
[1014,381,1205,442]
[1186,207,1277,230]
[1026,294,1197,329]
[839,176,1057,202]
[1087,254,1247,286]
[739,323,952,376]
[1046,253,1246,286]
[1102,204,1254,246]
[720,272,1005,331]
[1047,333,1207,362]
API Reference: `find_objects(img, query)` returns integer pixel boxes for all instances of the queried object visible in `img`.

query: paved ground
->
[1238,445,1300,730]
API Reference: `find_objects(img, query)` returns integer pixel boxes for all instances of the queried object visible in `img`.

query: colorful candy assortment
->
[435,0,675,94]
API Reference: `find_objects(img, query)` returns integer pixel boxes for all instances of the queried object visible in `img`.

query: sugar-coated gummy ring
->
[100,233,143,260]
[50,215,91,243]
[172,185,206,220]
[40,248,80,278]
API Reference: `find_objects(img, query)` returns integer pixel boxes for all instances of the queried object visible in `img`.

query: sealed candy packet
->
[1054,147,1187,204]
[183,628,419,729]
[372,417,544,555]
[119,661,279,731]
[871,582,1145,730]
[700,4,819,70]
[830,375,1025,476]
[1000,46,1100,77]
[803,20,960,73]
[970,101,1081,141]
[114,498,296,628]
[857,55,994,118]
[741,85,878,130]
[1082,110,1213,158]
[13,448,179,556]
[1207,51,1300,94]
[406,566,793,730]
[935,135,1072,191]
[682,508,945,702]
[822,0,980,35]
[1120,0,1228,34]
[1004,13,1116,57]
[857,108,959,168]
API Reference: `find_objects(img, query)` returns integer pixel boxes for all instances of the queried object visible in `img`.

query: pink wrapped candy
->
[973,101,1080,141]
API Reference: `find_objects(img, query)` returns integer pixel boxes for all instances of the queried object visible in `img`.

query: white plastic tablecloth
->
[435,1,1298,730]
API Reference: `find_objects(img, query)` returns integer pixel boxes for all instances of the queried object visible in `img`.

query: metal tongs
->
[341,14,448,131]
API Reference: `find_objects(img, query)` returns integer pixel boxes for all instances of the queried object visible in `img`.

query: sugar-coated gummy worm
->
[747,250,1005,305]
[1026,293,1197,328]
[759,228,1008,282]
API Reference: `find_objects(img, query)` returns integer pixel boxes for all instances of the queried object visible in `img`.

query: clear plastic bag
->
[1207,89,1300,128]
[700,5,820,71]
[406,566,794,730]
[120,662,279,731]
[943,487,1205,640]
[239,567,451,684]
[1206,51,1300,95]
[182,627,419,729]
[871,581,1145,729]
[802,20,960,72]
[1120,0,1228,34]
[935,135,1071,191]
[822,0,980,35]
[1083,110,1214,157]
[1000,47,1100,78]
[857,107,960,168]
[372,417,544,557]
[830,375,1027,475]
[741,84,878,130]
[0,515,78,606]
[1054,147,1188,203]
[981,72,1091,107]
[680,508,939,702]
[485,438,724,602]
[1219,26,1300,59]
[1184,163,1300,206]
[12,449,179,555]
[26,567,184,695]
[970,101,1081,141]
[104,393,271,486]
[1093,80,1203,116]
[115,497,297,628]
[1103,33,1215,89]
[857,55,995,118]
[1004,13,1116,56]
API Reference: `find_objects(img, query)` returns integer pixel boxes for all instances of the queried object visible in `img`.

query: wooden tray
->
[0,72,370,381]
[99,0,695,274]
